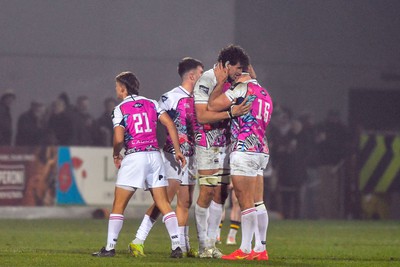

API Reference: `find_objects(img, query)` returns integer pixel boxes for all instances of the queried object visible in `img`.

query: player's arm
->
[208,90,232,112]
[195,103,231,124]
[112,126,124,169]
[159,112,187,168]
[111,106,125,169]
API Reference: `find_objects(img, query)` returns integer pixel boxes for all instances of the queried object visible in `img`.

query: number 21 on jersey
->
[132,113,152,133]
[255,99,271,123]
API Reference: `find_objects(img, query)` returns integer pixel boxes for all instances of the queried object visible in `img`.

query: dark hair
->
[116,71,140,95]
[58,92,71,107]
[178,57,204,78]
[217,44,249,68]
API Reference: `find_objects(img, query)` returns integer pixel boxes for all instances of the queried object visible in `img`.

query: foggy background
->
[1,0,400,133]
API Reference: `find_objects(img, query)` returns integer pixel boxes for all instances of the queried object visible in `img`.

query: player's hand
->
[231,97,250,116]
[175,152,187,168]
[113,154,123,169]
[214,61,228,85]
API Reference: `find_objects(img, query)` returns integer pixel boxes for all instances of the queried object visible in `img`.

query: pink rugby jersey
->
[193,69,231,148]
[159,86,196,157]
[112,95,165,154]
[225,79,273,154]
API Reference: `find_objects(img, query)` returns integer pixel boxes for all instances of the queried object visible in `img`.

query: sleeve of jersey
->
[158,94,169,111]
[112,106,125,128]
[225,83,248,102]
[154,100,166,118]
[194,76,212,104]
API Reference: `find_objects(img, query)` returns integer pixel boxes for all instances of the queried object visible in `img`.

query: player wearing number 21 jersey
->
[93,71,185,259]
[112,95,162,154]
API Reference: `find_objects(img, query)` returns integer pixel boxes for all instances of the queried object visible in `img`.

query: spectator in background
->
[315,109,349,219]
[47,96,74,145]
[95,97,117,146]
[298,111,319,219]
[0,90,16,146]
[16,101,46,146]
[72,95,95,146]
[277,119,308,219]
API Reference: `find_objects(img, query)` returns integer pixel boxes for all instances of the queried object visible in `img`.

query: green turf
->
[0,219,399,267]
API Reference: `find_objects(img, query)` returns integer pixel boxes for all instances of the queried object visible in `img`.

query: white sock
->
[195,204,208,250]
[217,220,223,240]
[163,212,180,250]
[207,201,223,247]
[228,220,240,239]
[134,214,156,244]
[185,226,191,251]
[179,226,186,252]
[228,228,238,238]
[239,208,257,254]
[106,213,124,251]
[254,202,269,252]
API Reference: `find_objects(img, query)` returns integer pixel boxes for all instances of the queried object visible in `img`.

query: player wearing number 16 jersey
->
[208,69,273,261]
[92,71,186,258]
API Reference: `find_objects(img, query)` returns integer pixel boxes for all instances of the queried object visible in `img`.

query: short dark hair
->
[178,57,204,78]
[217,44,249,68]
[115,71,140,95]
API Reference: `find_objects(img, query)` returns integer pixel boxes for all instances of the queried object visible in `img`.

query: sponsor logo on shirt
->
[199,85,209,94]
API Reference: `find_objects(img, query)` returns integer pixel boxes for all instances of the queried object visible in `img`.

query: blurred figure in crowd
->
[315,109,349,219]
[16,101,46,146]
[47,95,74,145]
[278,119,308,219]
[96,97,117,146]
[0,90,16,146]
[72,95,95,146]
[298,111,319,219]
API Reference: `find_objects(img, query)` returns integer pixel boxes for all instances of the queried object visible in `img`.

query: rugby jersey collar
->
[178,86,192,96]
[124,94,138,101]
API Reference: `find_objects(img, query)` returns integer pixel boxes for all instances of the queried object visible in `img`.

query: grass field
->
[0,219,399,267]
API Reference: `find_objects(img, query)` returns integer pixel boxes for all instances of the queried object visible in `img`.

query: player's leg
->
[176,183,196,256]
[217,207,226,244]
[150,151,182,257]
[130,179,179,256]
[93,185,135,257]
[227,188,241,245]
[207,183,228,249]
[195,173,217,254]
[233,175,257,251]
[249,154,270,260]
[205,147,230,257]
[150,186,182,257]
[251,174,269,260]
[93,153,141,257]
[222,152,258,260]
[195,146,220,256]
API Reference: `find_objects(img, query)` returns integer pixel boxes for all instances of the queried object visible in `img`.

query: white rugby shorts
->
[162,151,196,185]
[196,146,229,171]
[230,151,269,177]
[116,151,168,190]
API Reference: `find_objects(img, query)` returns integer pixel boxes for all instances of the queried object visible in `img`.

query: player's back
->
[113,95,162,153]
[160,86,195,156]
[228,79,273,153]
